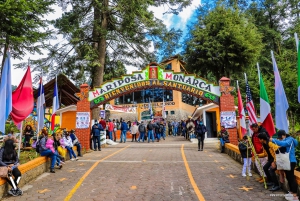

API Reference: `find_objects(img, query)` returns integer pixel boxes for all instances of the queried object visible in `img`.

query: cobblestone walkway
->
[3,137,286,201]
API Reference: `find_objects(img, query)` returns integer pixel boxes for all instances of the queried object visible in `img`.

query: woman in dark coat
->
[0,139,23,196]
[23,125,34,147]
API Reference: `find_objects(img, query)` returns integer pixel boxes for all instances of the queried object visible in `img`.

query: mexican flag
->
[260,73,276,136]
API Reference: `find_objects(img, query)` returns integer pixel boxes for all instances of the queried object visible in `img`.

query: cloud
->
[10,1,201,82]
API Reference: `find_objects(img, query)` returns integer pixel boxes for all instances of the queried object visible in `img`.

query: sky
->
[10,1,200,85]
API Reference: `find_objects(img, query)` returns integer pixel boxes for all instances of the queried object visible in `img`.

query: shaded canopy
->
[34,74,80,107]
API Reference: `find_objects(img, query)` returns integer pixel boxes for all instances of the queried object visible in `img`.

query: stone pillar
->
[76,84,91,151]
[219,77,238,145]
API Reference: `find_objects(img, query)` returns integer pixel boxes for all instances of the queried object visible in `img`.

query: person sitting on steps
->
[219,126,229,153]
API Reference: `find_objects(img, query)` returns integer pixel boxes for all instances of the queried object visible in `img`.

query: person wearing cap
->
[250,123,269,183]
[257,133,280,191]
[270,130,299,200]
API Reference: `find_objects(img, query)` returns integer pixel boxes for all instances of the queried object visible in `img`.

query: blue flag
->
[0,52,12,134]
[271,51,289,132]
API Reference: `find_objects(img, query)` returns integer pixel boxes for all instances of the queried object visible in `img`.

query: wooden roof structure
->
[33,74,80,107]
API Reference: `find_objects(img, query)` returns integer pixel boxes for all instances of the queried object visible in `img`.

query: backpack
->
[35,139,40,153]
[117,122,121,130]
[158,125,164,133]
[147,123,153,130]
[138,124,146,132]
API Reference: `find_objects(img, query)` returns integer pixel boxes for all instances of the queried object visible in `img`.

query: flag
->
[237,81,247,135]
[271,51,289,132]
[11,66,34,124]
[162,98,166,119]
[51,76,59,130]
[37,78,45,132]
[295,33,300,103]
[259,68,276,136]
[148,100,153,119]
[0,52,12,134]
[245,73,257,126]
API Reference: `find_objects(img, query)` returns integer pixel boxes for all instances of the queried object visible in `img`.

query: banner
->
[220,111,236,128]
[76,112,90,129]
[99,110,105,119]
[105,104,136,113]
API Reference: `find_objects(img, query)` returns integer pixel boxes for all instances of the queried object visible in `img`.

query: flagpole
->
[36,70,43,140]
[17,122,23,158]
[295,33,299,52]
[257,63,261,83]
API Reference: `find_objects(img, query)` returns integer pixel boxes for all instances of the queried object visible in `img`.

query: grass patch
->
[19,149,39,164]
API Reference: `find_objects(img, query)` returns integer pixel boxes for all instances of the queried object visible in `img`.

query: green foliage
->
[0,0,55,67]
[28,0,192,87]
[184,2,263,82]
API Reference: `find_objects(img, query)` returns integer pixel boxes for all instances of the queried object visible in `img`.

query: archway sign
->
[89,63,220,108]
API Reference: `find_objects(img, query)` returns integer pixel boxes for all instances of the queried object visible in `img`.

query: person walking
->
[137,121,146,142]
[147,120,155,143]
[130,122,138,142]
[91,120,103,151]
[270,130,299,200]
[186,117,195,141]
[195,119,206,151]
[0,139,23,196]
[257,133,280,191]
[120,120,128,143]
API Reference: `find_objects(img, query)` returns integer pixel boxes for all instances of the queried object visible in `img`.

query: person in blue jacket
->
[120,120,128,143]
[91,120,103,151]
[270,130,298,200]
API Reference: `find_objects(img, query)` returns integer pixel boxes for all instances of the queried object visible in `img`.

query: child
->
[238,135,252,177]
[45,136,55,153]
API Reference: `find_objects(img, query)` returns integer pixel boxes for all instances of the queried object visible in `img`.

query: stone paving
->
[3,136,287,201]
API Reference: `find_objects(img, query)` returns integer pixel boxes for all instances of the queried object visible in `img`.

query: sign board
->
[220,111,236,129]
[89,64,220,108]
[99,110,105,119]
[76,112,90,129]
[105,104,136,113]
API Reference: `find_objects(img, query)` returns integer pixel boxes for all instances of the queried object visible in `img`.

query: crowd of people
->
[90,116,208,151]
[237,123,299,201]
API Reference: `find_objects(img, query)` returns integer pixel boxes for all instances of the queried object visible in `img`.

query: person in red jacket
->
[250,123,269,183]
[107,119,114,140]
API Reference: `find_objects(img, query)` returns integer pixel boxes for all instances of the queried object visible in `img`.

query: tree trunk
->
[93,0,108,87]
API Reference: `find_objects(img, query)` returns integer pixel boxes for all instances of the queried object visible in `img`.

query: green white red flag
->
[259,67,276,136]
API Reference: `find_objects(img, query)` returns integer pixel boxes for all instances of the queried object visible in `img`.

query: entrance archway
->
[74,62,238,151]
[88,63,220,109]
